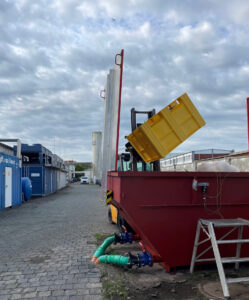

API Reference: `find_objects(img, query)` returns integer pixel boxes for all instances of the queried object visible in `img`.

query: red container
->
[107,171,249,272]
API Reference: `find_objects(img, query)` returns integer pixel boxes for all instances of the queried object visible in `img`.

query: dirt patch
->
[93,237,205,299]
[99,260,206,300]
[93,235,249,300]
[128,281,201,300]
[199,276,249,300]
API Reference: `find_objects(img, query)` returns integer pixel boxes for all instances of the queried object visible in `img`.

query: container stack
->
[14,144,67,197]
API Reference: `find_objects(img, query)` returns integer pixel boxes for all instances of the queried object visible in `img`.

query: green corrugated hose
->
[92,235,130,266]
[92,236,115,259]
[98,255,129,266]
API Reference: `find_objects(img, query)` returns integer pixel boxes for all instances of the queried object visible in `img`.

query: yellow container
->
[126,93,206,163]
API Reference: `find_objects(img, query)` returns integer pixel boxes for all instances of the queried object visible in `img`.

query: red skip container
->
[107,171,249,272]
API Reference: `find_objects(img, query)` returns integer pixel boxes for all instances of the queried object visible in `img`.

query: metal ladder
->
[190,218,249,299]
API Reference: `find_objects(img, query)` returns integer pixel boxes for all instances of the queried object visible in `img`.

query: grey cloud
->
[0,0,249,161]
[62,48,112,72]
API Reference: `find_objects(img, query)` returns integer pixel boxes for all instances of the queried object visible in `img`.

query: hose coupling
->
[114,232,132,244]
[128,251,153,268]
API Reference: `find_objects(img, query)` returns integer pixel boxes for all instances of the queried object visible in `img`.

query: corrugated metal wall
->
[22,166,43,196]
[52,169,57,193]
[57,170,67,190]
[19,144,67,197]
[0,152,21,210]
[23,165,59,196]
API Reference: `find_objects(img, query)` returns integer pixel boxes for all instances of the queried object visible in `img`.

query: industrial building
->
[160,149,233,169]
[64,160,76,182]
[14,144,68,197]
[160,149,249,171]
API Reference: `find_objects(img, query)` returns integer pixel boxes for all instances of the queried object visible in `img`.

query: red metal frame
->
[114,49,124,171]
[247,97,249,149]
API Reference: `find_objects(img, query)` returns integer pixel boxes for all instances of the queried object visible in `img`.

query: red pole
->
[247,98,249,150]
[114,49,124,171]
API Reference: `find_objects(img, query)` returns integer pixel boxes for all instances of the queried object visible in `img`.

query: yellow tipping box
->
[126,93,206,163]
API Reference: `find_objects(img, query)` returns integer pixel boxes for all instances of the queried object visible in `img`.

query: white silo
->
[92,131,102,184]
[100,65,120,199]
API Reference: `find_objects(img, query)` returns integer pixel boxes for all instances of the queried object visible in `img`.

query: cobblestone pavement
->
[0,183,113,300]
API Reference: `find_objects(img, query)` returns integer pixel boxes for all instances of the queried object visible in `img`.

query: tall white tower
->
[101,65,120,199]
[92,131,102,184]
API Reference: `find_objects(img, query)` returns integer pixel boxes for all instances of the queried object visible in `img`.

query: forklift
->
[108,108,160,231]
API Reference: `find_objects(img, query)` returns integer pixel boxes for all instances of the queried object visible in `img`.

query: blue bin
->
[21,177,32,201]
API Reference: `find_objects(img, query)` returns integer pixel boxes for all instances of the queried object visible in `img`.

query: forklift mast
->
[126,108,160,172]
[117,153,131,171]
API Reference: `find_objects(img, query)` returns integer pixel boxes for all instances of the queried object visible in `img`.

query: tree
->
[75,163,92,178]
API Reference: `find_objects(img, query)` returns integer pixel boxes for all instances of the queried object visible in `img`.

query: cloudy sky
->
[1,0,249,161]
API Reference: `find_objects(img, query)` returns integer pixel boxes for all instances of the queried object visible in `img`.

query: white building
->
[64,160,76,181]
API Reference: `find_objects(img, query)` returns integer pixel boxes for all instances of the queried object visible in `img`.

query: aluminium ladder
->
[190,218,249,299]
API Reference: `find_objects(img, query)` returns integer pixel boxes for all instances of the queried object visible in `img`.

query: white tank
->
[101,65,121,199]
[92,131,102,184]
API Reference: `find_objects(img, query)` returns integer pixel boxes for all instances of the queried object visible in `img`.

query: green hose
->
[92,235,131,266]
[98,255,130,266]
[93,236,115,259]
[92,236,130,266]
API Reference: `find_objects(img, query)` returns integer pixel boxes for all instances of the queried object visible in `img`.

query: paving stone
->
[73,283,86,289]
[64,289,77,296]
[89,288,102,295]
[75,279,89,284]
[88,278,100,283]
[0,184,114,300]
[8,288,23,294]
[54,279,66,285]
[23,291,37,298]
[51,290,65,296]
[22,287,36,293]
[83,296,102,300]
[29,278,39,283]
[5,283,19,289]
[76,289,90,295]
[0,289,11,295]
[4,279,16,284]
[18,282,30,288]
[38,290,51,297]
[85,283,102,289]
[9,294,23,299]
[62,283,75,289]
[37,285,50,291]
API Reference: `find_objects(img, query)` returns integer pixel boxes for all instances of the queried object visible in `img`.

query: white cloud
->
[0,0,248,161]
[176,22,216,51]
[164,10,181,25]
[225,0,249,25]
